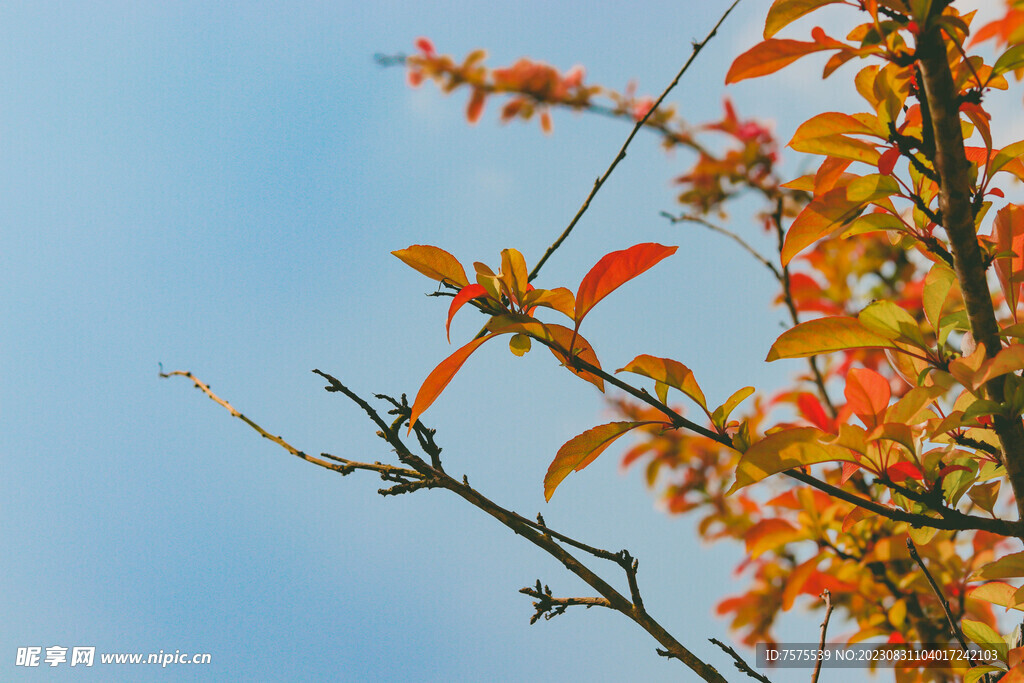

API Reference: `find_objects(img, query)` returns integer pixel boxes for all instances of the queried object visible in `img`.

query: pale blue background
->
[2,1,1011,681]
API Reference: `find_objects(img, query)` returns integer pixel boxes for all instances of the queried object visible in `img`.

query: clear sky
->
[2,1,1012,681]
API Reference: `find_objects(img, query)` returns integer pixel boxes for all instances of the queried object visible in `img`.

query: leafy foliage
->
[388,1,1024,679]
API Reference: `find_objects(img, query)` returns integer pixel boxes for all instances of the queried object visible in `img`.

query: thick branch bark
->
[916,26,1024,521]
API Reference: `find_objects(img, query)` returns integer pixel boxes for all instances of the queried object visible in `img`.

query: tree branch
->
[917,20,1024,521]
[906,539,971,649]
[810,590,834,683]
[708,638,773,683]
[525,0,741,284]
[164,368,728,682]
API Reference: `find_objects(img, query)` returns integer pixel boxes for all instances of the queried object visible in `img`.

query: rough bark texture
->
[916,25,1024,525]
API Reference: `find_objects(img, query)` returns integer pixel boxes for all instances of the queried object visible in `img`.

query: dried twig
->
[810,590,834,683]
[708,638,773,683]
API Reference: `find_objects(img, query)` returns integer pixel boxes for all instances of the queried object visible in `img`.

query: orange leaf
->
[728,427,858,494]
[992,204,1024,314]
[782,183,867,265]
[409,334,496,432]
[616,354,706,409]
[726,30,847,84]
[744,518,805,558]
[446,284,489,343]
[782,552,824,610]
[844,367,890,427]
[393,245,470,287]
[766,316,897,360]
[544,323,605,392]
[574,243,677,327]
[544,421,656,500]
[466,88,485,124]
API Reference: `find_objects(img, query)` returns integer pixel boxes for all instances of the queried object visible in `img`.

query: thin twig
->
[525,0,741,285]
[906,539,973,655]
[810,590,834,683]
[159,369,426,485]
[708,638,773,683]
[662,211,780,279]
[165,366,728,679]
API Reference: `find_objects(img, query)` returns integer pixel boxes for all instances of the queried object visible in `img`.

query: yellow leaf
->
[616,354,706,410]
[972,551,1024,580]
[392,245,469,287]
[728,427,858,494]
[544,421,656,501]
[745,518,807,559]
[767,317,897,361]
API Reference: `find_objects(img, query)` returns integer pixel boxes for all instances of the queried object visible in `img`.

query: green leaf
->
[544,421,657,501]
[766,317,898,360]
[993,44,1024,78]
[961,620,1007,664]
[728,427,858,494]
[509,334,531,357]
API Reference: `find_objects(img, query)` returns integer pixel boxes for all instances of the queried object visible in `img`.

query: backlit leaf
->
[744,518,806,559]
[509,333,531,357]
[521,287,576,319]
[545,421,656,501]
[858,300,927,348]
[574,243,677,328]
[409,334,497,432]
[972,551,1024,580]
[487,316,605,391]
[962,620,1008,663]
[726,31,847,84]
[712,386,756,430]
[845,367,890,427]
[728,427,858,494]
[782,184,867,265]
[969,582,1024,612]
[767,317,897,360]
[617,354,707,410]
[500,248,529,304]
[393,245,469,287]
[446,284,490,342]
[764,0,843,39]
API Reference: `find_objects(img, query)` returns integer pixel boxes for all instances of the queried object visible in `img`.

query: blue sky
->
[2,1,1014,681]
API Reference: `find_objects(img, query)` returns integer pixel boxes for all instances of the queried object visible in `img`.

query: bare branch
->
[526,0,742,284]
[906,539,972,654]
[708,638,773,683]
[662,211,780,279]
[519,580,613,624]
[810,590,834,683]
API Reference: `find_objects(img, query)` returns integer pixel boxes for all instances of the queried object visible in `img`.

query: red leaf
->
[797,392,832,430]
[414,37,435,56]
[844,367,890,428]
[446,284,489,342]
[466,88,486,124]
[544,421,656,500]
[409,334,496,432]
[878,146,900,175]
[886,461,924,483]
[574,243,677,328]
